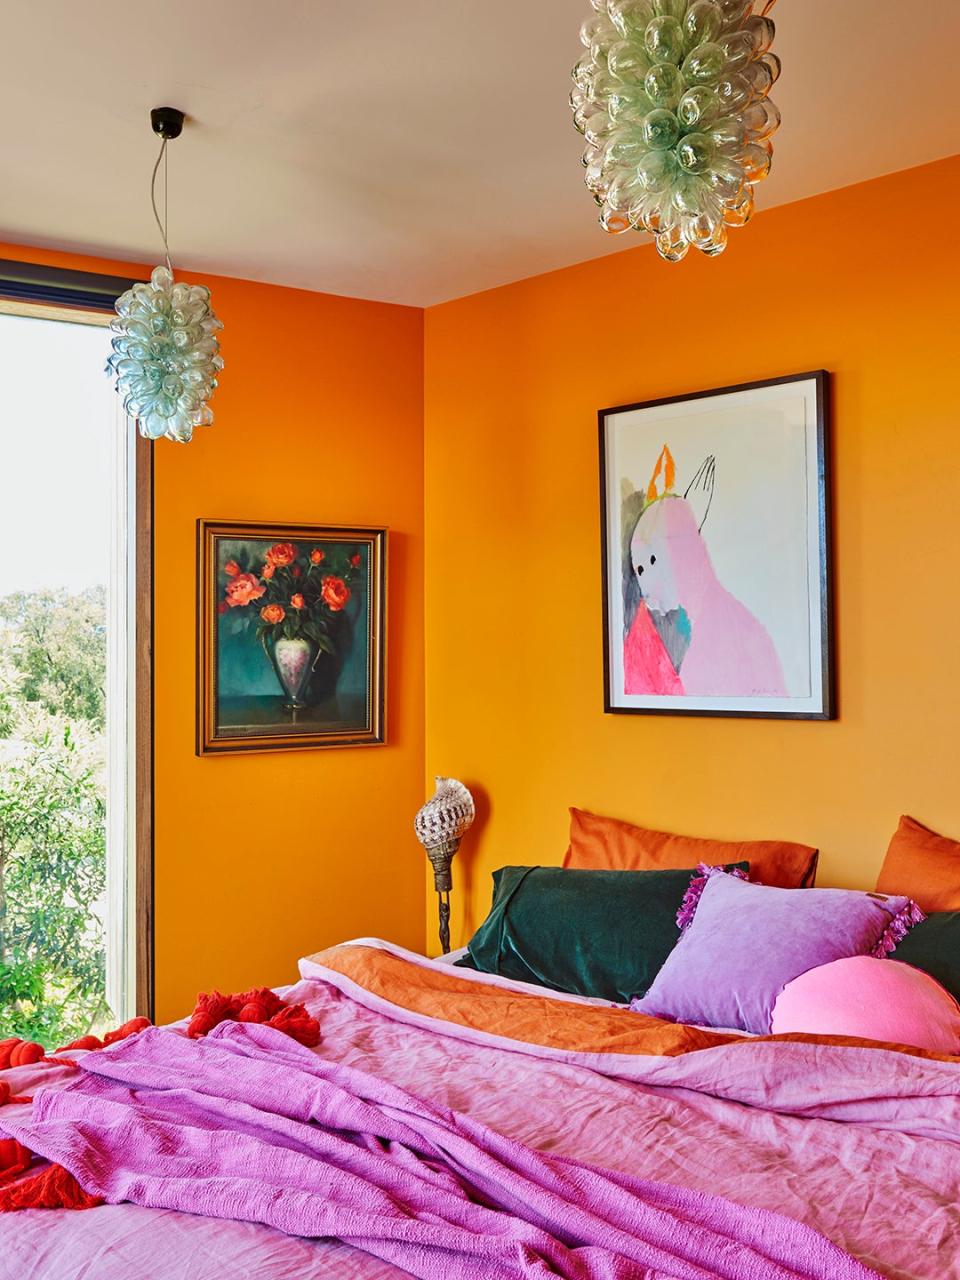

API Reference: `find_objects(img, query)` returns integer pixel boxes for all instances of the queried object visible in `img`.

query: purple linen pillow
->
[632,867,924,1035]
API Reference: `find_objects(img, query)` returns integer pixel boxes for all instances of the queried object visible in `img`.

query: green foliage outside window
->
[0,589,106,730]
[0,588,109,1045]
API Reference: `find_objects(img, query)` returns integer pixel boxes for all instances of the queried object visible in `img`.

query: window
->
[0,263,152,1043]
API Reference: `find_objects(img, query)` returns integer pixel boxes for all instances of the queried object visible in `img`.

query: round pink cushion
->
[771,956,960,1054]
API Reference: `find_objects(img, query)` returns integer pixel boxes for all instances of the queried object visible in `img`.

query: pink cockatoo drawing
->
[624,445,786,699]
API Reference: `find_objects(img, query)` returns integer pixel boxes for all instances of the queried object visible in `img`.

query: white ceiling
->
[4,1,960,307]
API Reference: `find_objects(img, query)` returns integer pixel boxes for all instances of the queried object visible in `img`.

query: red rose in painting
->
[291,564,302,578]
[260,603,285,624]
[265,542,297,568]
[290,593,305,610]
[225,573,266,608]
[321,576,351,612]
[350,553,361,567]
[224,559,241,578]
[310,549,325,565]
[217,601,229,615]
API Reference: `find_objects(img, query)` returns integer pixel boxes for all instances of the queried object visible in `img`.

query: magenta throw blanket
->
[4,1023,879,1280]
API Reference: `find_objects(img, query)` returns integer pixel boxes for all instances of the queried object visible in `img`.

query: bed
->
[0,937,958,1279]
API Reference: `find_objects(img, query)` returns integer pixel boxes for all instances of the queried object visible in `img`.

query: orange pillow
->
[876,815,960,912]
[563,807,819,890]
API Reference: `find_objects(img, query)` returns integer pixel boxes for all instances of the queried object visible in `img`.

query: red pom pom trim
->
[185,988,319,1047]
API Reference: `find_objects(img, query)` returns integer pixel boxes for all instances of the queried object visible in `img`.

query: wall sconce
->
[415,777,475,955]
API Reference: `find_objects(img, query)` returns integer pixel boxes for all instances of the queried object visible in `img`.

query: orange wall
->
[423,155,960,951]
[7,152,960,993]
[0,242,427,1022]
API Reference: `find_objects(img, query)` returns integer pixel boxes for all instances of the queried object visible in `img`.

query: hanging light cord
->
[150,137,172,273]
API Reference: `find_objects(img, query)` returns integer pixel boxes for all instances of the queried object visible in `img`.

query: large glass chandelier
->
[107,108,223,443]
[572,0,781,261]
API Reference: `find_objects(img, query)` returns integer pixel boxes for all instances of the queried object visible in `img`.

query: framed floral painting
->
[600,371,833,720]
[197,521,386,754]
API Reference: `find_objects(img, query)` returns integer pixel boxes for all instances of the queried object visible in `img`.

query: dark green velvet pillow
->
[455,863,749,1004]
[892,912,960,1001]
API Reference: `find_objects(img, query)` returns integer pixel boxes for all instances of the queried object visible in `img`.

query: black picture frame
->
[599,370,834,721]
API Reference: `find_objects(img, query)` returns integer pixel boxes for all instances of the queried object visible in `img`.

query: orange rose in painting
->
[350,553,362,567]
[224,560,241,578]
[261,562,275,580]
[321,576,351,612]
[265,542,297,568]
[260,603,285,624]
[290,593,305,609]
[310,549,325,565]
[225,573,266,608]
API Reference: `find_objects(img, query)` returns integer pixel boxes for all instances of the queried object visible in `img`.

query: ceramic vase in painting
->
[269,636,319,712]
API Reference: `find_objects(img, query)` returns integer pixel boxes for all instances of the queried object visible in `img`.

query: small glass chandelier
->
[106,107,223,443]
[571,0,781,261]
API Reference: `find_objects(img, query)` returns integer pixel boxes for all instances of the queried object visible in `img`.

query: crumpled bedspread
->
[0,1020,879,1280]
[0,940,957,1279]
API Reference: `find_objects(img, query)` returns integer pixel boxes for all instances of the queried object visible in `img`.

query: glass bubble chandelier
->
[106,107,223,443]
[571,0,781,261]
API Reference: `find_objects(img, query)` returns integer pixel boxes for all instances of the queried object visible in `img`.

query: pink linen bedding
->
[0,939,958,1279]
[0,1022,876,1279]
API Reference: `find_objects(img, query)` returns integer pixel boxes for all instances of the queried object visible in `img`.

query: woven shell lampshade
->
[416,778,475,955]
[415,778,475,855]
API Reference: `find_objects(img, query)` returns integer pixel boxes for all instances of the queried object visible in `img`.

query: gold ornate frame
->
[197,519,386,755]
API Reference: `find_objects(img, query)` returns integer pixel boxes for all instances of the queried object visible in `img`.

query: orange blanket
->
[307,942,960,1064]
